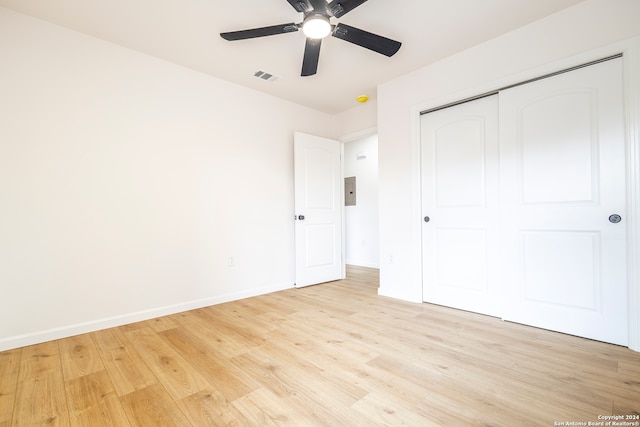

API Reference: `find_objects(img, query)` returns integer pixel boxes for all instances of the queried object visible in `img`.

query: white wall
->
[344,134,379,268]
[377,0,640,303]
[331,100,377,138]
[0,7,334,351]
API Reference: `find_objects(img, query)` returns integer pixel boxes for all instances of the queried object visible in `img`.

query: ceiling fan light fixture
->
[302,15,331,39]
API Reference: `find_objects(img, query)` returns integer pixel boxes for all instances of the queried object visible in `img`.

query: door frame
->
[339,127,379,278]
[409,37,640,351]
[293,127,378,285]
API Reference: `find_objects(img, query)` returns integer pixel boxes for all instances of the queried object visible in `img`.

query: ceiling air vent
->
[253,71,279,82]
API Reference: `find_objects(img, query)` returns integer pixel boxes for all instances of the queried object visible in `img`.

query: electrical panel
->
[345,176,356,206]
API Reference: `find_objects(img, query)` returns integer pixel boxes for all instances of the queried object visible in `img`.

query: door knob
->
[609,214,621,223]
[424,216,430,223]
[298,215,305,220]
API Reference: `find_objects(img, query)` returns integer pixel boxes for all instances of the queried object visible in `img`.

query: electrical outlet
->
[227,256,236,267]
[387,254,394,264]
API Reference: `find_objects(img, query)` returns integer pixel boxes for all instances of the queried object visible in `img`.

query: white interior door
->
[294,132,343,288]
[499,58,627,345]
[421,95,502,317]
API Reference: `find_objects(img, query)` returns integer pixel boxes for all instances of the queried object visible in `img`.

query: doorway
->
[344,134,379,269]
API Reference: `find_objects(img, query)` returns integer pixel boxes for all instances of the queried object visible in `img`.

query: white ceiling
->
[0,0,586,114]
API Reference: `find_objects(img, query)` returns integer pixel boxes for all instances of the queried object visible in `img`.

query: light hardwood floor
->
[1,265,639,426]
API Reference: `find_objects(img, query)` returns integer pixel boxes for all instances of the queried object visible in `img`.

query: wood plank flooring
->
[1,265,639,426]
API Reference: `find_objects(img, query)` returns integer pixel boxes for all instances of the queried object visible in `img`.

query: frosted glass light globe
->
[303,16,331,39]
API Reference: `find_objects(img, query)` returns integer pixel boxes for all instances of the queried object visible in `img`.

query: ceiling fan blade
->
[221,23,298,41]
[327,0,368,18]
[309,0,330,12]
[332,23,401,57]
[285,0,313,13]
[301,38,322,76]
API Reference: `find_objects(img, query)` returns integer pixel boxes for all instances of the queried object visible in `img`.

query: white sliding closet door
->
[421,95,502,317]
[420,57,628,345]
[499,58,627,345]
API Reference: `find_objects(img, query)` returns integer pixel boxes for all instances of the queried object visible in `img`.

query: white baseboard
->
[0,282,293,352]
[345,259,380,269]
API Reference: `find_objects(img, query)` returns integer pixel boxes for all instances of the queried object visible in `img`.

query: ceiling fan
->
[220,0,402,77]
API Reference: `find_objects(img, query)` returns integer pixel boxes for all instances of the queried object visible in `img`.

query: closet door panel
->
[421,95,502,317]
[499,58,627,346]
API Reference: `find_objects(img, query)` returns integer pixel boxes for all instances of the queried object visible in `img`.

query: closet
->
[420,57,627,345]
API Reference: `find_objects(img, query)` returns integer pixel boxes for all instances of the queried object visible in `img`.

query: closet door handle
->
[609,214,621,223]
